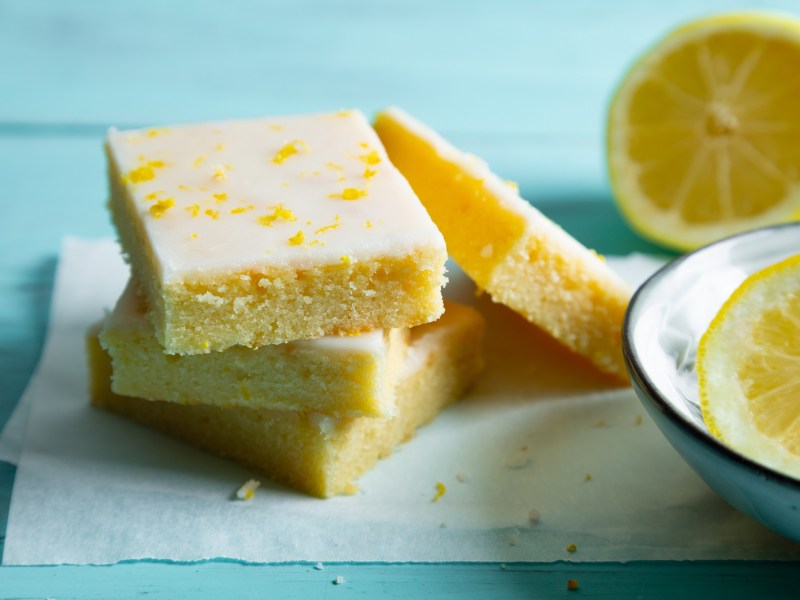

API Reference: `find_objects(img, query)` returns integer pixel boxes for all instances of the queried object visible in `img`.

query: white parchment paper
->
[3,238,800,565]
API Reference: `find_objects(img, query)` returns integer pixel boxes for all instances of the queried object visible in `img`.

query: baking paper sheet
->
[3,238,800,565]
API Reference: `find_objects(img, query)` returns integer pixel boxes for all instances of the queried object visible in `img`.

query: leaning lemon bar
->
[374,108,631,379]
[88,302,485,498]
[106,110,447,354]
[99,279,409,418]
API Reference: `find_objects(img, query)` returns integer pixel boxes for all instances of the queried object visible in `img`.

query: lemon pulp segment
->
[608,13,800,251]
[698,253,800,475]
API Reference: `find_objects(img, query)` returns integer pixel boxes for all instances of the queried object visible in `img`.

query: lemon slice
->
[697,253,800,477]
[608,13,800,251]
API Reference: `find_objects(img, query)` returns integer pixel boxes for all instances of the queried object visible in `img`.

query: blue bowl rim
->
[622,221,800,491]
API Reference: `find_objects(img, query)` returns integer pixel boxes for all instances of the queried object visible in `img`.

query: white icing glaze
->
[107,110,445,280]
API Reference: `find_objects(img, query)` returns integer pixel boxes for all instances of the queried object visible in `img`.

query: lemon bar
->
[374,108,631,380]
[88,302,485,498]
[106,110,447,354]
[99,279,409,418]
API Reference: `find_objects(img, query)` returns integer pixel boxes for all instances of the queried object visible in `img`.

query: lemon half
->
[697,253,800,477]
[608,12,800,251]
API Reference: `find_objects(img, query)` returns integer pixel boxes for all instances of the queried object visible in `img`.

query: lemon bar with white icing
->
[88,302,485,498]
[106,110,447,355]
[374,108,631,380]
[99,279,409,418]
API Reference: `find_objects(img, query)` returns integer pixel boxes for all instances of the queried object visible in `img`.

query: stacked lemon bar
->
[90,110,485,497]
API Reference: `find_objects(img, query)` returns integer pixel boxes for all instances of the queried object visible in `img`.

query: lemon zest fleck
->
[149,197,175,218]
[211,165,228,181]
[186,204,200,217]
[215,143,225,152]
[267,123,284,132]
[288,231,305,245]
[193,155,207,168]
[257,204,297,227]
[272,139,310,165]
[357,150,381,166]
[340,255,352,266]
[330,188,367,201]
[178,184,193,191]
[205,208,219,220]
[315,215,341,234]
[190,232,198,239]
[144,190,165,201]
[123,160,167,184]
[229,205,254,215]
[432,482,446,503]
[363,167,377,181]
[364,219,373,228]
[213,193,228,203]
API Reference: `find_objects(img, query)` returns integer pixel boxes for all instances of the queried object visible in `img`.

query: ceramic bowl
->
[623,222,800,542]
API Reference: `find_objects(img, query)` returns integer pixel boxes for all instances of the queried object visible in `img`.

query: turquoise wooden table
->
[3,1,800,597]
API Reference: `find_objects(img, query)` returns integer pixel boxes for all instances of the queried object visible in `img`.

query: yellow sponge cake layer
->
[89,302,485,498]
[106,110,447,354]
[374,108,631,380]
[100,279,409,418]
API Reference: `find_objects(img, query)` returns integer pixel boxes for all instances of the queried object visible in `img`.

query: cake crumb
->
[314,562,324,571]
[567,579,579,591]
[528,508,541,524]
[584,473,592,482]
[432,482,446,503]
[566,543,577,553]
[333,576,346,585]
[505,446,531,470]
[236,479,261,501]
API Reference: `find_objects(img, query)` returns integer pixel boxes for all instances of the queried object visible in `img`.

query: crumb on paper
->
[236,479,261,501]
[507,529,520,547]
[528,508,541,524]
[594,420,606,428]
[567,579,579,591]
[505,446,531,470]
[432,482,446,503]
[314,562,324,571]
[440,522,448,529]
[500,563,507,570]
[635,414,644,426]
[334,576,346,585]
[456,471,469,483]
[584,473,592,482]
[566,543,577,553]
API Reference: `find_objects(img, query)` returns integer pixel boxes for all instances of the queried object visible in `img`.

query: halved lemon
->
[608,12,800,251]
[697,253,800,477]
